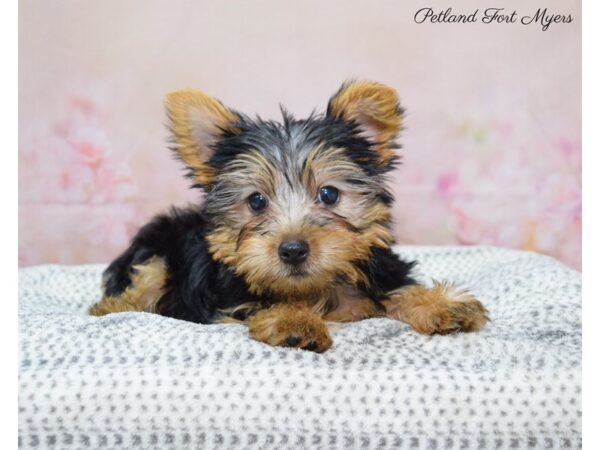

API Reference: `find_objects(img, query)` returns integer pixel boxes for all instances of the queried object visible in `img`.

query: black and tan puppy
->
[89,81,489,352]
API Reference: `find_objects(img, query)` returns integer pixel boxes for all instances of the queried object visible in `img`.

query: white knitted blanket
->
[18,246,581,449]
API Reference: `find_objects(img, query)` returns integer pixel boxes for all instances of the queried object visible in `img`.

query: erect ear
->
[327,80,403,169]
[165,89,240,187]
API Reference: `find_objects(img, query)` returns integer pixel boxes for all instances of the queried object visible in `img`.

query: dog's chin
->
[287,267,308,278]
[255,264,329,296]
[240,259,340,296]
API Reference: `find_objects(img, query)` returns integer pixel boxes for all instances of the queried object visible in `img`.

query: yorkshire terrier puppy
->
[89,81,489,352]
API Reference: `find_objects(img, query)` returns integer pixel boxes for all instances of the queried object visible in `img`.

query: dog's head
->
[166,81,404,297]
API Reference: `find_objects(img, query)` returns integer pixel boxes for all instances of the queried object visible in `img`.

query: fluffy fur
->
[90,81,489,352]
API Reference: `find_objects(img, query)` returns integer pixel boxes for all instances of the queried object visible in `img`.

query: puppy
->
[89,81,489,352]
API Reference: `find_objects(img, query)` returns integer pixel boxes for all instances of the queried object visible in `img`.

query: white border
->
[582,0,597,447]
[0,0,18,446]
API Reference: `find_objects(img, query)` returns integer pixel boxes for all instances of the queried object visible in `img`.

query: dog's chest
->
[322,285,383,322]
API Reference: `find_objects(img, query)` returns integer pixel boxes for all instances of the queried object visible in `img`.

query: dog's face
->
[166,81,404,297]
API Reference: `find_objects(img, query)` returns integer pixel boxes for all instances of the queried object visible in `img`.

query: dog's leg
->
[248,302,333,352]
[382,282,489,335]
[89,256,168,316]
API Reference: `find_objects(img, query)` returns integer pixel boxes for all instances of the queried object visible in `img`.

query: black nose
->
[278,240,310,265]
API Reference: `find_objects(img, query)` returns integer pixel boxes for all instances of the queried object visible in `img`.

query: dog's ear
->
[166,89,240,187]
[327,80,403,169]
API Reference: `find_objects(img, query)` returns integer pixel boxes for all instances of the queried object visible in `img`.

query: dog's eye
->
[247,192,268,212]
[318,186,339,205]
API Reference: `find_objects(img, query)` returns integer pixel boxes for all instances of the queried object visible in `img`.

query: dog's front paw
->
[248,303,332,352]
[385,283,489,335]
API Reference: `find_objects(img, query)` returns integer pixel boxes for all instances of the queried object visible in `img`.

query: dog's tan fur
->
[248,302,333,353]
[90,257,168,316]
[382,282,490,335]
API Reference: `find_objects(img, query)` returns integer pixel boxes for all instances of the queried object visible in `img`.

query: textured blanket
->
[19,246,581,449]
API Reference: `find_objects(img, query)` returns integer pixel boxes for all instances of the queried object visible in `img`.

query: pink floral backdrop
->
[19,0,581,269]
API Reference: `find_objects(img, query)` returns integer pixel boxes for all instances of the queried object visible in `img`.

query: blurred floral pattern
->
[392,115,581,268]
[19,0,581,269]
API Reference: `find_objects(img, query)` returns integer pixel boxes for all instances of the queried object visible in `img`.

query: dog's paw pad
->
[285,336,301,347]
[274,326,332,352]
[302,340,318,351]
